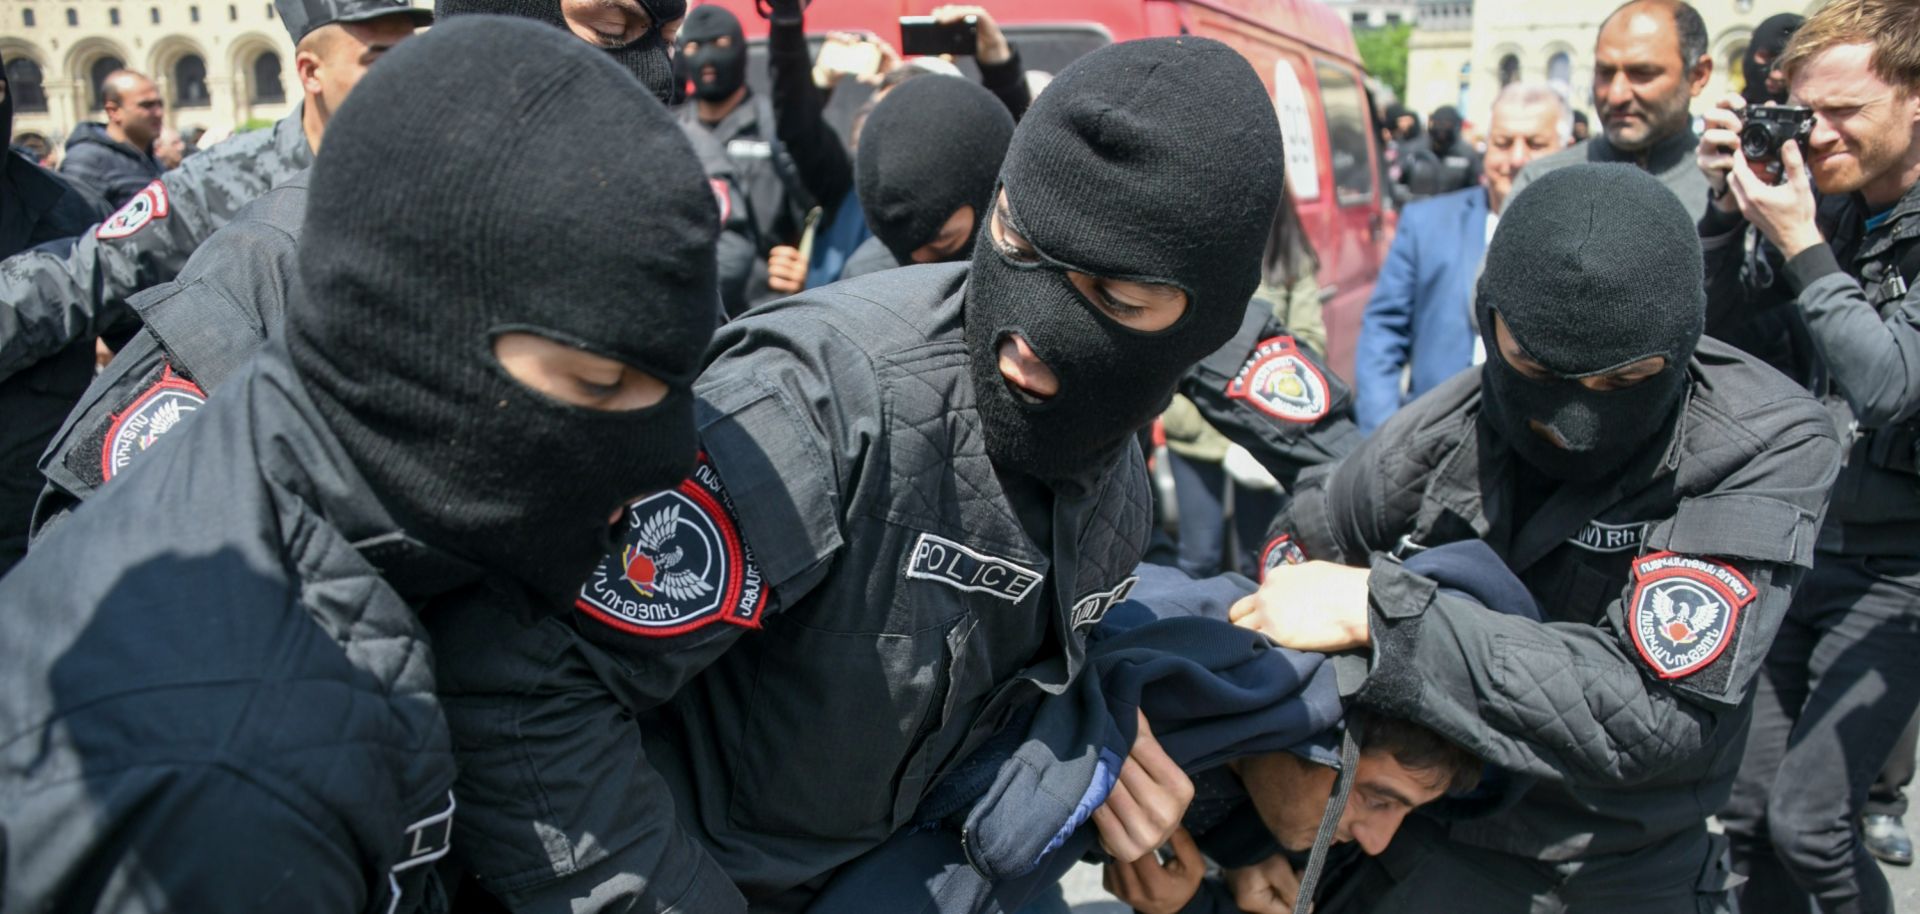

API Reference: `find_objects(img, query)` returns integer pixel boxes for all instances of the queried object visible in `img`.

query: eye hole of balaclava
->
[491,331,674,414]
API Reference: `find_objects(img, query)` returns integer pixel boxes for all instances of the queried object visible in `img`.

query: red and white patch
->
[1627,552,1753,680]
[1260,534,1308,580]
[708,178,733,227]
[96,180,170,240]
[1226,336,1330,424]
[577,453,767,637]
[100,365,206,483]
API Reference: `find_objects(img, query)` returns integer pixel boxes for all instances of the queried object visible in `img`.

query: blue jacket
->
[1354,186,1489,433]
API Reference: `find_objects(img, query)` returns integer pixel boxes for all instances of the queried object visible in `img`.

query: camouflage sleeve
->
[0,164,225,383]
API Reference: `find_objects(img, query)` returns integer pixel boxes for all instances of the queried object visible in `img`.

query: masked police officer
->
[1696,1,1920,909]
[29,0,697,539]
[0,19,719,912]
[1231,164,1841,912]
[427,36,1286,913]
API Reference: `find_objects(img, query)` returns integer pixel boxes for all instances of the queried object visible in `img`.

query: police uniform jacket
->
[30,171,308,539]
[0,149,108,572]
[0,104,311,386]
[0,342,468,914]
[1269,338,1840,861]
[1702,177,1920,557]
[429,263,1151,913]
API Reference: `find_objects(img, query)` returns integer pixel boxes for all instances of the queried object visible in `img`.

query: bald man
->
[58,70,164,208]
[1511,0,1714,221]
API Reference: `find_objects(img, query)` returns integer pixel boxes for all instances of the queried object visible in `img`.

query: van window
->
[1312,59,1375,207]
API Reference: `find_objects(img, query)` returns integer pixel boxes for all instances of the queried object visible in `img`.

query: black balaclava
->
[1474,164,1703,481]
[1743,13,1804,106]
[966,37,1284,483]
[1429,105,1462,151]
[436,0,684,104]
[288,16,719,604]
[679,5,746,103]
[858,75,1014,266]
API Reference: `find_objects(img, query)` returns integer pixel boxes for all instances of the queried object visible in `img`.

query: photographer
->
[1695,1,1920,910]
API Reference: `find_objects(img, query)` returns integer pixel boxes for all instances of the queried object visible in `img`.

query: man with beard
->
[1232,164,1840,912]
[0,19,719,913]
[840,74,1015,279]
[28,0,696,536]
[428,36,1284,913]
[1513,0,1714,220]
[0,0,426,574]
[1696,1,1920,909]
[1393,106,1480,203]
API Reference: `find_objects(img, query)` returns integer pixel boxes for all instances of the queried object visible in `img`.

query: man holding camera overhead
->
[1696,1,1920,910]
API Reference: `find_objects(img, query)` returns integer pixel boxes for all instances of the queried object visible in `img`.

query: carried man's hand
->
[1229,560,1372,653]
[1225,854,1305,913]
[1093,711,1196,864]
[1102,827,1205,914]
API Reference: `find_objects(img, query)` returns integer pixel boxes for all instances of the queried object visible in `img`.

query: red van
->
[704,0,1391,380]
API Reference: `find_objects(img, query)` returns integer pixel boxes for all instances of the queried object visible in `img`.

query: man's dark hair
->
[1603,0,1709,72]
[1352,708,1482,795]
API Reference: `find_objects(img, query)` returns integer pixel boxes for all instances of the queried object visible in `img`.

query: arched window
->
[1498,54,1520,87]
[89,56,126,110]
[5,57,49,113]
[250,51,284,103]
[173,54,210,107]
[1547,52,1572,98]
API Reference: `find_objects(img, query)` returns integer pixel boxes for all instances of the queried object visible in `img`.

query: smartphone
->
[899,15,978,57]
[815,37,883,80]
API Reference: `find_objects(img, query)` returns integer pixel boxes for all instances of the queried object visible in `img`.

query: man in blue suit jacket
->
[1356,85,1569,433]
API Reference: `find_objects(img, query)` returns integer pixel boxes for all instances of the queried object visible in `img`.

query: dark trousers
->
[1865,706,1919,818]
[1166,452,1280,580]
[1722,551,1920,914]
[1312,815,1738,913]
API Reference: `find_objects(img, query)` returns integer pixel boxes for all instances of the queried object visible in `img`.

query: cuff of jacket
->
[1697,205,1745,250]
[978,45,1024,90]
[1785,241,1843,294]
[1356,555,1438,720]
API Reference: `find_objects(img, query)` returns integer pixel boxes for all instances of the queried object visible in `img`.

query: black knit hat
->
[857,75,1014,265]
[436,0,683,103]
[966,36,1284,482]
[288,16,719,602]
[1475,163,1703,479]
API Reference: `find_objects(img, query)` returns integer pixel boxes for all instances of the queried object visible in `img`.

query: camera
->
[1740,104,1815,162]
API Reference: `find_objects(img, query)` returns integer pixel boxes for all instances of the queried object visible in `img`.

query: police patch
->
[100,367,206,483]
[1226,336,1331,423]
[576,454,767,637]
[1568,520,1647,554]
[906,533,1044,603]
[96,180,170,240]
[1260,534,1308,578]
[1071,576,1137,632]
[1627,552,1753,680]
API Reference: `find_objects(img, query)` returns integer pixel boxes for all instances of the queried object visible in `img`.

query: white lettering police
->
[905,533,1044,603]
[1567,520,1647,554]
